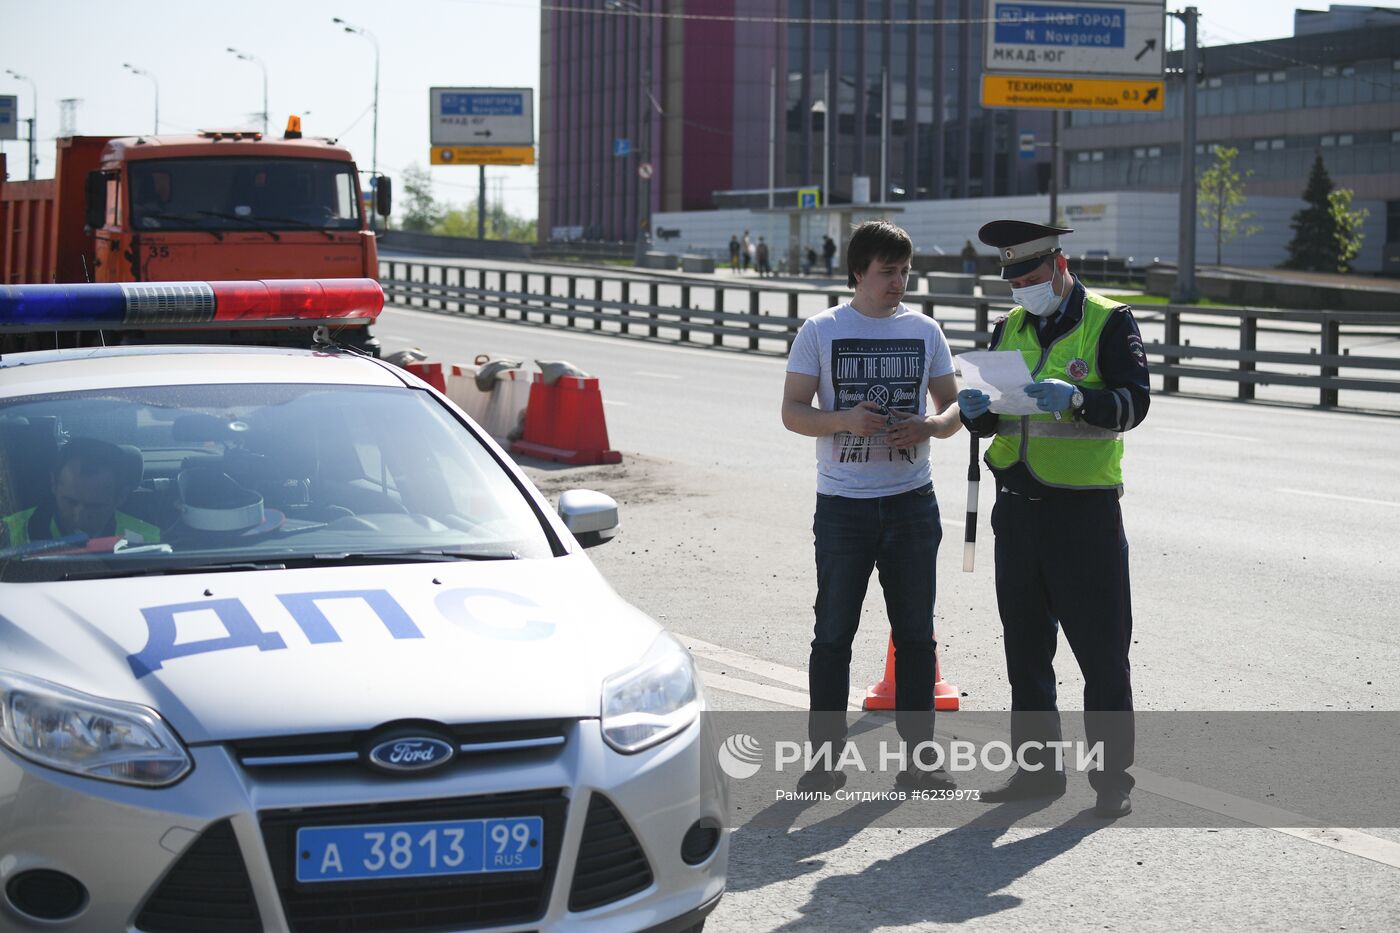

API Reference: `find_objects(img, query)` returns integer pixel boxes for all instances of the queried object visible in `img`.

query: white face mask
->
[1011,270,1063,318]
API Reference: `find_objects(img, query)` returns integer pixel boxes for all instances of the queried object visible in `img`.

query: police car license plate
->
[296,816,543,883]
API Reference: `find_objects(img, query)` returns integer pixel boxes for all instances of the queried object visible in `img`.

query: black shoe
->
[796,767,846,794]
[979,769,1067,802]
[1094,787,1132,818]
[896,767,957,792]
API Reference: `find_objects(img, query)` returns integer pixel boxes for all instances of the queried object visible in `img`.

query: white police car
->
[0,280,726,932]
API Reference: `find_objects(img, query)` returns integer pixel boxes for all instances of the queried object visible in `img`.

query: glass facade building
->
[1062,25,1400,204]
[540,0,1052,242]
[541,4,1399,254]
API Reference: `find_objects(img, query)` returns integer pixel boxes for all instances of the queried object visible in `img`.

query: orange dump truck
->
[0,123,390,285]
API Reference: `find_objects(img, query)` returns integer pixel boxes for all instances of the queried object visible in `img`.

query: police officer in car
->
[958,221,1148,818]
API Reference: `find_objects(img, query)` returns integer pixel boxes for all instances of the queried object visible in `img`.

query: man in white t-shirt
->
[781,220,962,793]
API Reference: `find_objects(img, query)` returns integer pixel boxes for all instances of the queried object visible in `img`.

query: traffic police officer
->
[958,220,1148,818]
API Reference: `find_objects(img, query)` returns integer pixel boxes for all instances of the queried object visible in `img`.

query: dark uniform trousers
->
[992,486,1134,792]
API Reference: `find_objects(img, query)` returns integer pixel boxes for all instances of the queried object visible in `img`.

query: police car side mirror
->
[558,489,618,549]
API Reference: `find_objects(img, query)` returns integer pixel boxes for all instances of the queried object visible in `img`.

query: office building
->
[540,1,1055,243]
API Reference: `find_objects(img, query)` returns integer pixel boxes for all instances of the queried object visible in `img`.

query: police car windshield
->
[0,383,555,581]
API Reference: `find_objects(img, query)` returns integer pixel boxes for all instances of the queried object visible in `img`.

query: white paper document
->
[957,350,1040,415]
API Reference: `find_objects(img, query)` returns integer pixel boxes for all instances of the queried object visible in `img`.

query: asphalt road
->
[375,300,1400,932]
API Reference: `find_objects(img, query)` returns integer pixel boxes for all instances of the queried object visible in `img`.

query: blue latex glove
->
[957,388,992,419]
[1024,378,1075,413]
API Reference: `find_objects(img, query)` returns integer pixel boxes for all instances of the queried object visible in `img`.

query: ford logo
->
[367,737,456,773]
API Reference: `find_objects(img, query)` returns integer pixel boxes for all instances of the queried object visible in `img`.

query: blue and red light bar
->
[0,279,383,331]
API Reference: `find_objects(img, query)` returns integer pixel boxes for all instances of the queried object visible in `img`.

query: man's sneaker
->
[979,769,1067,802]
[796,767,846,794]
[895,766,957,792]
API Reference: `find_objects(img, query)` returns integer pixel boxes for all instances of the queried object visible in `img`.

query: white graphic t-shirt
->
[787,302,954,498]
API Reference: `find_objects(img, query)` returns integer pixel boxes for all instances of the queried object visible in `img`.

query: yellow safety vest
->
[2,508,161,547]
[985,290,1126,489]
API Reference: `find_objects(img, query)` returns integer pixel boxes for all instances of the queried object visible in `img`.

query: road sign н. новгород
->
[430,87,535,147]
[983,0,1165,77]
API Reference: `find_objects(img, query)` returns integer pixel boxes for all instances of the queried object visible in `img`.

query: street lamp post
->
[4,69,37,180]
[121,63,159,135]
[810,93,829,207]
[225,48,268,137]
[1169,6,1200,303]
[333,16,380,230]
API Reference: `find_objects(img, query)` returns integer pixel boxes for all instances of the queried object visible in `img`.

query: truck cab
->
[89,129,388,283]
[0,125,389,287]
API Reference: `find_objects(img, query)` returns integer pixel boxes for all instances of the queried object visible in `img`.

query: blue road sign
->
[994,3,1127,48]
[613,138,632,157]
[440,93,525,116]
[0,95,16,142]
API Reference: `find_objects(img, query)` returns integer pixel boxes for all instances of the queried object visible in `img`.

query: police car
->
[0,280,726,932]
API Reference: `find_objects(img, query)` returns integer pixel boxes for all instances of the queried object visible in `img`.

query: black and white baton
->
[963,430,980,572]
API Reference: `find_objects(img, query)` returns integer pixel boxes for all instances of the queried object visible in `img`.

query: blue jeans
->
[810,483,941,749]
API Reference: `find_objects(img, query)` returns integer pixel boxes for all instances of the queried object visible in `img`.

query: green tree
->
[1283,154,1340,271]
[1196,146,1260,266]
[1328,188,1368,273]
[435,203,537,242]
[398,164,444,233]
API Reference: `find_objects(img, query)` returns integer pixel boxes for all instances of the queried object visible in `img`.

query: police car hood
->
[1,556,665,743]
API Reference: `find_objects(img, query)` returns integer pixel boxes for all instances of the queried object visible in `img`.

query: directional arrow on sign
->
[1143,86,1160,105]
[1135,38,1157,61]
[474,130,493,138]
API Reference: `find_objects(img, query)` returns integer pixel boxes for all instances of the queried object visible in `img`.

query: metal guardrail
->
[379,259,1400,409]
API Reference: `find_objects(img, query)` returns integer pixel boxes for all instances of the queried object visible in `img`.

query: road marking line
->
[634,370,681,380]
[682,634,864,710]
[700,671,814,709]
[1156,427,1257,442]
[682,635,806,691]
[602,400,631,407]
[1132,773,1400,871]
[1277,488,1400,509]
[680,631,1400,870]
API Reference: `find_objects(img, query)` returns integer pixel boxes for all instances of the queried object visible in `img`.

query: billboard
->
[0,95,16,142]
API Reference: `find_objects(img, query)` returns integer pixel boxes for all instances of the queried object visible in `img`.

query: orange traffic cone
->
[862,634,960,712]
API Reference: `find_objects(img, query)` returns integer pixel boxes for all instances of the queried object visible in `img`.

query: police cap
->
[977,220,1074,279]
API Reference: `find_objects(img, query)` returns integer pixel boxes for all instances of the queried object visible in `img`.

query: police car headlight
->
[0,671,192,787]
[601,633,702,754]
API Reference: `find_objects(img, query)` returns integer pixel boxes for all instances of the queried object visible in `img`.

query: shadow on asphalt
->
[729,791,1110,929]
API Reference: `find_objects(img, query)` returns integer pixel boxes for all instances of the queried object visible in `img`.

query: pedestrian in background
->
[729,234,741,272]
[757,237,771,277]
[742,230,753,273]
[782,220,963,793]
[822,235,837,276]
[958,219,1149,819]
[961,239,979,276]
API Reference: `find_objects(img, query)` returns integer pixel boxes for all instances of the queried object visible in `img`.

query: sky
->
[1,1,1301,221]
